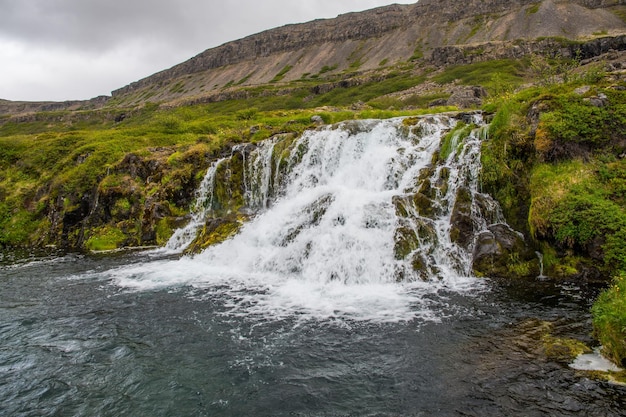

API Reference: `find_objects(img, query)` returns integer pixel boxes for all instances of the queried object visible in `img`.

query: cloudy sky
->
[0,0,412,102]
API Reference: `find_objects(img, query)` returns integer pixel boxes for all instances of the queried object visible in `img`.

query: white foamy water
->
[109,115,493,322]
[164,158,226,252]
[570,348,623,372]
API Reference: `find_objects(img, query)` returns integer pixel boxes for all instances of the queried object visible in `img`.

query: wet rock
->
[185,217,244,254]
[449,186,474,249]
[472,223,537,278]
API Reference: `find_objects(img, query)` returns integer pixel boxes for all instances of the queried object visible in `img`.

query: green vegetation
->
[86,226,127,251]
[526,4,540,15]
[592,272,626,367]
[319,64,338,75]
[433,59,529,93]
[270,65,293,83]
[481,61,626,365]
[439,122,471,161]
[409,44,424,62]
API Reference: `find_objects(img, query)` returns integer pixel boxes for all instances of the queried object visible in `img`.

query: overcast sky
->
[0,0,412,102]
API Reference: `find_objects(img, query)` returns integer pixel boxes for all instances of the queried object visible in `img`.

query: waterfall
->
[114,113,501,322]
[192,113,497,282]
[536,251,547,280]
[164,158,226,252]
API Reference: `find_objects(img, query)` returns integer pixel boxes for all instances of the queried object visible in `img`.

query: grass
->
[593,272,626,367]
[270,65,293,83]
[433,59,530,93]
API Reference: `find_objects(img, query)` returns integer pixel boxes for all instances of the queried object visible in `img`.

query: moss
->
[155,218,175,246]
[185,217,245,253]
[111,198,132,218]
[543,335,591,362]
[394,226,419,260]
[85,226,126,251]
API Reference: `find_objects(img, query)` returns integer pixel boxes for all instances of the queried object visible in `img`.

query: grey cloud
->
[0,0,404,53]
[0,0,409,101]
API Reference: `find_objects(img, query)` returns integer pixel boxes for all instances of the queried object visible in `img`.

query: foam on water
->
[570,348,623,372]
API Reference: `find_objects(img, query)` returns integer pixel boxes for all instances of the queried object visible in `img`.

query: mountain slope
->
[108,0,626,105]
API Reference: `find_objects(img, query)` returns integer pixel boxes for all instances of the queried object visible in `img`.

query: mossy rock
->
[543,336,592,362]
[185,216,246,253]
[85,226,126,251]
[449,186,474,248]
[472,224,538,278]
[393,192,437,219]
[394,226,419,260]
[394,218,437,261]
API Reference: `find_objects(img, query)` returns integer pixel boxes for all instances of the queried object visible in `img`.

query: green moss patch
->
[85,227,127,251]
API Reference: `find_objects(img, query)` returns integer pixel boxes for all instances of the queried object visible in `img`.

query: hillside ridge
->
[109,0,625,100]
[1,0,625,114]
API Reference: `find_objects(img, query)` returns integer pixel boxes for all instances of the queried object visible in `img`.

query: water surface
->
[1,251,624,417]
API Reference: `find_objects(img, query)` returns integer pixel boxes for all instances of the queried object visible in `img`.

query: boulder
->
[472,223,538,278]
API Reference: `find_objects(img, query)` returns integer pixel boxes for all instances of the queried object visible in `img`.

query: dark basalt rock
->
[449,186,474,249]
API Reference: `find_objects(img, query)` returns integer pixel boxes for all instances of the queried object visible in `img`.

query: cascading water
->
[164,158,226,252]
[113,113,501,322]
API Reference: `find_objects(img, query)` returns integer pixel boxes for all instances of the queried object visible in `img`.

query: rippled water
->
[1,251,625,417]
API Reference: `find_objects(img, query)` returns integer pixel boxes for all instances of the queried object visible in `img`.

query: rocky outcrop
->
[472,224,539,278]
[429,35,626,67]
[0,96,109,117]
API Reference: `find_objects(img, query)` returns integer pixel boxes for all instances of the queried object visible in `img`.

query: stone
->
[584,92,609,107]
[449,187,474,249]
[311,115,324,125]
[574,85,591,95]
[472,223,536,278]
